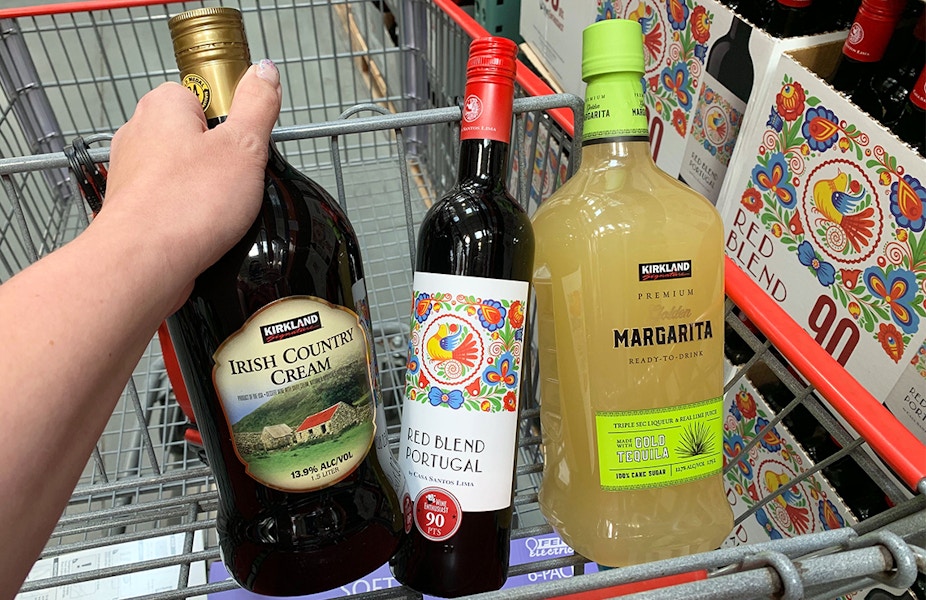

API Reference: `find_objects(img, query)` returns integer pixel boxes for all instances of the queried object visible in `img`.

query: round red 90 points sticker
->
[414,487,461,541]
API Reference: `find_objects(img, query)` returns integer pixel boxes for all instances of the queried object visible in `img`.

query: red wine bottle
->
[765,0,816,37]
[64,140,206,460]
[390,36,533,597]
[889,65,926,155]
[854,10,926,123]
[814,0,864,30]
[165,8,403,595]
[828,0,908,96]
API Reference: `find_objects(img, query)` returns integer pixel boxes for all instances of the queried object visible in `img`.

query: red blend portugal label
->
[399,272,529,540]
[212,296,376,492]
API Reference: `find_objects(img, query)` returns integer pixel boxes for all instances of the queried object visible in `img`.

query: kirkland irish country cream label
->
[595,397,724,490]
[212,296,376,492]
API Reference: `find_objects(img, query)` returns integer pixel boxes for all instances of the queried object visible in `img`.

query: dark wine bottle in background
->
[854,11,925,123]
[765,0,816,37]
[889,65,926,155]
[390,36,533,597]
[679,15,754,203]
[64,134,207,461]
[836,0,864,29]
[165,8,403,595]
[822,456,892,521]
[828,0,908,96]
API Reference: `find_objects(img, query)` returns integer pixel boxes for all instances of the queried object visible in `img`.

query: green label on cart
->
[595,397,724,490]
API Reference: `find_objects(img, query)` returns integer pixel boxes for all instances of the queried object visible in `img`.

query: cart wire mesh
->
[0,1,924,599]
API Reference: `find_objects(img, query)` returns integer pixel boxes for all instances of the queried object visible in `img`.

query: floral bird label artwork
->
[721,66,926,402]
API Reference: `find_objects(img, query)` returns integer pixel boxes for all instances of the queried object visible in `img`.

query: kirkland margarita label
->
[399,272,529,531]
[596,397,724,490]
[582,76,649,144]
[212,296,376,492]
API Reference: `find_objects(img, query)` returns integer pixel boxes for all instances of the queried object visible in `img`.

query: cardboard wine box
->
[518,0,846,202]
[721,363,913,599]
[716,45,926,421]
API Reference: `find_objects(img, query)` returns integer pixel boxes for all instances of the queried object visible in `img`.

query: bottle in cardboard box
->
[889,65,926,155]
[854,10,926,124]
[828,0,908,96]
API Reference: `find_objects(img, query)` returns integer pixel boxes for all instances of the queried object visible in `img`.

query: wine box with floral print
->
[720,363,913,599]
[716,47,926,439]
[721,363,856,547]
[518,0,846,201]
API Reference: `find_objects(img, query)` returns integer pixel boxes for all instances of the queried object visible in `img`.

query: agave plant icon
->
[675,422,716,458]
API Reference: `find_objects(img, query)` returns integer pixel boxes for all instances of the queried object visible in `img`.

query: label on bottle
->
[212,295,376,492]
[680,73,747,203]
[844,7,899,63]
[182,73,211,111]
[583,75,649,145]
[399,272,529,535]
[460,81,514,144]
[911,68,926,110]
[595,396,724,491]
[353,280,405,496]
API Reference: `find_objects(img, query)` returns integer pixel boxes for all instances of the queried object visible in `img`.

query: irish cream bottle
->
[165,8,402,595]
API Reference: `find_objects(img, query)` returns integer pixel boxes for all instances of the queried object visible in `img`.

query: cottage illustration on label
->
[212,296,376,492]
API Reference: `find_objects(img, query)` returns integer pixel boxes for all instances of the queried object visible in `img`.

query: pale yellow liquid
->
[532,141,733,567]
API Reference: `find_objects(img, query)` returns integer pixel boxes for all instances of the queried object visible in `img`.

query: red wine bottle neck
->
[457,138,509,188]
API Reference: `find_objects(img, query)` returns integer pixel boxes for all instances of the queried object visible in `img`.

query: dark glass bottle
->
[165,8,402,595]
[765,0,816,37]
[809,0,868,30]
[736,0,769,26]
[390,37,533,597]
[889,65,926,155]
[854,11,926,123]
[828,0,908,96]
[64,132,206,461]
[822,456,891,521]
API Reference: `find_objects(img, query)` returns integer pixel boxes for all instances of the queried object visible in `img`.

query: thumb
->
[223,59,283,143]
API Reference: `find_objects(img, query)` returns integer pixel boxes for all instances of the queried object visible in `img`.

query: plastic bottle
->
[532,18,733,568]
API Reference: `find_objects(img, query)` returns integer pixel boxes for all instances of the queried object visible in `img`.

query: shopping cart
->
[0,0,923,598]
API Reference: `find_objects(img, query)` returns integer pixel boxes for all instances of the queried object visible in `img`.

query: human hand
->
[97,59,282,295]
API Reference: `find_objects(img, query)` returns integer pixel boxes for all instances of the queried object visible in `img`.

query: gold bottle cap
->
[168,7,251,118]
[168,7,250,72]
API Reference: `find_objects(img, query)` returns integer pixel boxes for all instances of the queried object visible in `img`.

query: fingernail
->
[255,59,280,86]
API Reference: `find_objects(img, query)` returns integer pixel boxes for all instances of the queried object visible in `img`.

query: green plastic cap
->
[582,19,645,82]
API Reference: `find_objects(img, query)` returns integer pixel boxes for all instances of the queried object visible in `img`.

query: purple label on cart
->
[206,533,596,598]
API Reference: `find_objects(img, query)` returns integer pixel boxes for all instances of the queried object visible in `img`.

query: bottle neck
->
[178,57,249,123]
[580,70,653,166]
[843,0,905,63]
[725,17,751,45]
[582,70,649,147]
[456,64,515,185]
[457,138,509,187]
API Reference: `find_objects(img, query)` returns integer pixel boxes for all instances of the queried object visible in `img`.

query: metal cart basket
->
[1,0,924,598]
